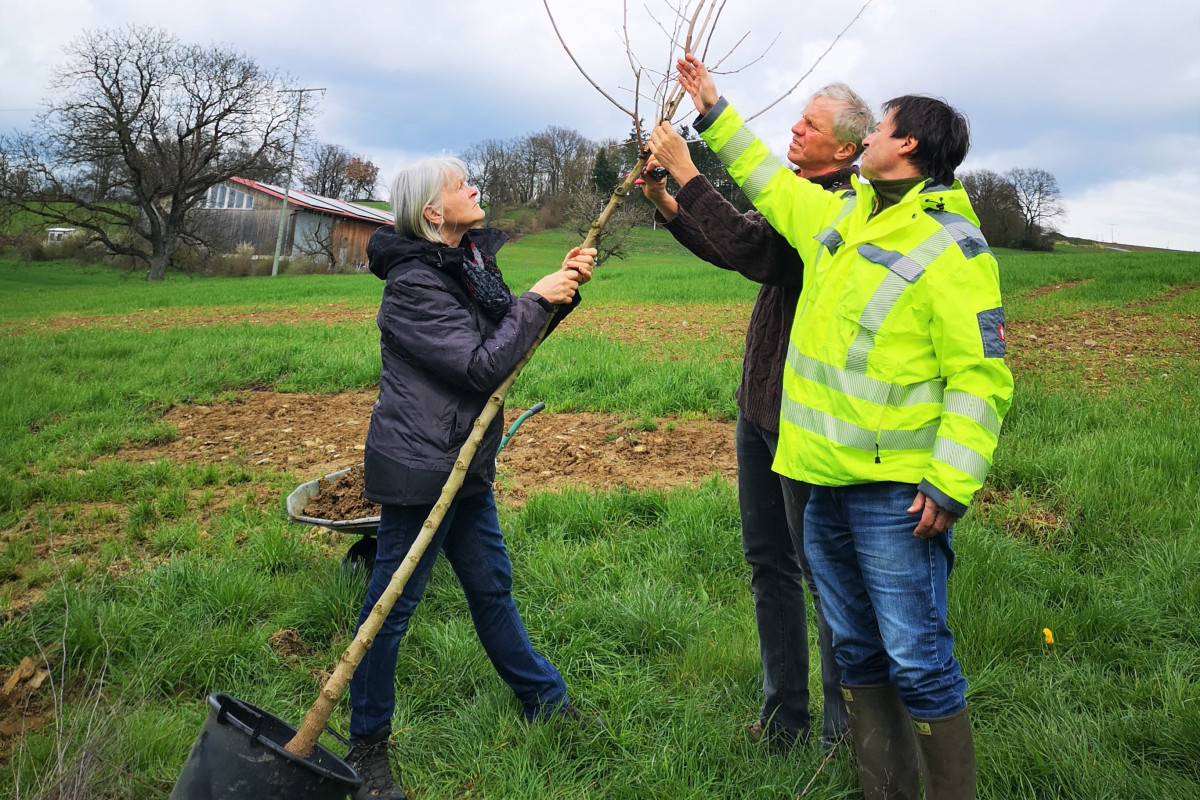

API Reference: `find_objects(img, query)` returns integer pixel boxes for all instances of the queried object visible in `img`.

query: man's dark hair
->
[882,95,970,187]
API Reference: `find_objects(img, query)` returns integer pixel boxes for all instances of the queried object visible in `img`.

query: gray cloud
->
[2,0,1197,249]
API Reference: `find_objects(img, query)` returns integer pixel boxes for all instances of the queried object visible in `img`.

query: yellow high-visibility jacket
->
[698,99,1014,514]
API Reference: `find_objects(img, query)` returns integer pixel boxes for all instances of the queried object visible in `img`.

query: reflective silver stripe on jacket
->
[813,196,858,256]
[926,210,992,259]
[932,437,990,482]
[816,227,845,255]
[944,390,1002,438]
[715,123,789,203]
[845,226,959,372]
[721,125,757,164]
[787,346,945,408]
[782,402,939,452]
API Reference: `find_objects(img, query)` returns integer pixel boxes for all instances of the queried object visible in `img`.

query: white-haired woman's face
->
[434,174,486,230]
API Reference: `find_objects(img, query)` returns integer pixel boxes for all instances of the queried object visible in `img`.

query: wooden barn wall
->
[196,186,386,263]
[332,219,384,266]
[194,208,292,255]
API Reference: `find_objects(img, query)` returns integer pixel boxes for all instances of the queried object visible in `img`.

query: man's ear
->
[898,135,918,156]
[836,140,859,163]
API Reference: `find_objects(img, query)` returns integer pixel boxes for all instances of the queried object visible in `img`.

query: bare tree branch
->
[745,0,875,123]
[543,0,636,118]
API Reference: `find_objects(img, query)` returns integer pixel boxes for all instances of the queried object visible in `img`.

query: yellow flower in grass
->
[1042,627,1055,645]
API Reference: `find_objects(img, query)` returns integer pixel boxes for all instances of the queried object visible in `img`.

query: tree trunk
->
[146,240,172,281]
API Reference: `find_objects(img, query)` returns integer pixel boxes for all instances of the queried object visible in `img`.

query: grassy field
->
[1,233,1198,799]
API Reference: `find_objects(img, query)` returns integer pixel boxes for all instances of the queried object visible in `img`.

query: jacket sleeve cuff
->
[918,479,969,518]
[693,97,729,134]
[527,293,554,313]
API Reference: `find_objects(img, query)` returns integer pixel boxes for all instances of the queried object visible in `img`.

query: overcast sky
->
[3,0,1198,250]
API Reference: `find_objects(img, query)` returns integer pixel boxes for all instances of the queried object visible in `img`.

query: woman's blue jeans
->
[349,489,567,738]
[803,481,967,719]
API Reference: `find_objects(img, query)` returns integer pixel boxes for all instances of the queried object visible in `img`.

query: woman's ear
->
[423,204,442,224]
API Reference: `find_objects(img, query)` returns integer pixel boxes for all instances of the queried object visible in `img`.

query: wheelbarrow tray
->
[286,466,380,536]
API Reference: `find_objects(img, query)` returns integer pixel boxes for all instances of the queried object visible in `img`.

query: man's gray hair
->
[389,156,468,243]
[812,83,875,164]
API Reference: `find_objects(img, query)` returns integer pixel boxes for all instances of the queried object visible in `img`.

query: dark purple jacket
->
[363,226,577,505]
[659,168,857,432]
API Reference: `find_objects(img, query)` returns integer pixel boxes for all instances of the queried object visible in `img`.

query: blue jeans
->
[349,489,567,737]
[803,482,967,720]
[736,413,848,744]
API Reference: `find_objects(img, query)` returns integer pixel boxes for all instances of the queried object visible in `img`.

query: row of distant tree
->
[0,24,1068,283]
[960,168,1065,251]
[301,145,379,203]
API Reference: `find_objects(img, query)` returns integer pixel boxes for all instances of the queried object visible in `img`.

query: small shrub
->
[15,234,47,261]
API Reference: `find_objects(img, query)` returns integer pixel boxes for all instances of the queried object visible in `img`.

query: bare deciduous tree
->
[1006,167,1066,248]
[960,169,1024,248]
[303,143,352,200]
[460,128,598,221]
[0,26,300,280]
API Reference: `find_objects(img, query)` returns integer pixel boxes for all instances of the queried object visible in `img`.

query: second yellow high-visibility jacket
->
[698,99,1014,515]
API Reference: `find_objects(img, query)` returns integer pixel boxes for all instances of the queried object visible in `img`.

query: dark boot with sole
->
[345,725,407,800]
[912,706,976,800]
[842,683,919,800]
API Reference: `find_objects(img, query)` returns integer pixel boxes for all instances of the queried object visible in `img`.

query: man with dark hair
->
[663,55,1014,800]
[640,82,873,752]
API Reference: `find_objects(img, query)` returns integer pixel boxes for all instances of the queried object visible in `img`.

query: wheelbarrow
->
[285,402,546,573]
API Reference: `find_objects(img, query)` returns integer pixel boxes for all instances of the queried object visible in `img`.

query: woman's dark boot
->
[912,706,976,800]
[345,725,408,800]
[842,683,919,800]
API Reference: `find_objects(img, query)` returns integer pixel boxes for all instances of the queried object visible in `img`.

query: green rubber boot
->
[842,683,919,800]
[912,706,977,800]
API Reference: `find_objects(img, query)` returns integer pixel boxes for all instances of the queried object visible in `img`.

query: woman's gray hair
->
[389,156,468,243]
[811,83,876,164]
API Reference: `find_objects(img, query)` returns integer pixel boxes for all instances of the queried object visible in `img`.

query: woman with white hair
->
[344,156,597,800]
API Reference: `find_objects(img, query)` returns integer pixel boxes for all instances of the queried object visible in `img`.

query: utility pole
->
[271,87,325,277]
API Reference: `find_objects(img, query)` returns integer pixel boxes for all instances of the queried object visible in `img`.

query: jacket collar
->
[366,226,508,280]
[848,175,981,227]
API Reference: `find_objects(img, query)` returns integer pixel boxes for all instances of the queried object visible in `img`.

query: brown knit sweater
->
[660,167,857,432]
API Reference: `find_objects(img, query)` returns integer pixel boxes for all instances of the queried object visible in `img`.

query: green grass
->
[1,239,1199,798]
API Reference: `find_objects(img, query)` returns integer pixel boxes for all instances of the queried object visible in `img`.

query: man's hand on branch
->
[648,122,701,186]
[676,53,719,116]
[638,157,678,221]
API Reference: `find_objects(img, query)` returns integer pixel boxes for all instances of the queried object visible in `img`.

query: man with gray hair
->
[641,83,873,750]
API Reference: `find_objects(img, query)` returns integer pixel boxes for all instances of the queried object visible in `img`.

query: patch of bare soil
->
[1006,286,1200,388]
[1,302,373,336]
[495,411,736,504]
[1,657,54,762]
[118,391,737,512]
[114,391,378,478]
[1019,279,1093,299]
[559,303,750,356]
[1,301,754,355]
[974,487,1072,549]
[268,627,317,663]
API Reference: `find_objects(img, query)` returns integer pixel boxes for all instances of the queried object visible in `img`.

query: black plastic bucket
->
[169,693,361,800]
